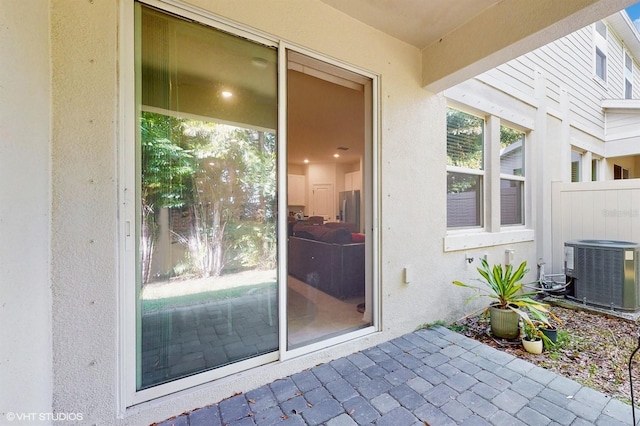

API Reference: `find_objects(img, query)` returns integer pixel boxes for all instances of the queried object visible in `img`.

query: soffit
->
[319,0,501,50]
[319,0,639,92]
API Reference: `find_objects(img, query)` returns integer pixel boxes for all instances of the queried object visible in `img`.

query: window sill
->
[444,228,534,252]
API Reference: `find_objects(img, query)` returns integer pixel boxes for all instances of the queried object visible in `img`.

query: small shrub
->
[418,320,449,330]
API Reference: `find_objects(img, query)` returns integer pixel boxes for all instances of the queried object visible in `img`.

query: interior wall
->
[0,0,53,419]
[610,155,638,177]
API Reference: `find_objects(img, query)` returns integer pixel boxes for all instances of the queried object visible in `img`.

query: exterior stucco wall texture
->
[42,0,538,424]
[0,0,53,419]
[50,0,120,422]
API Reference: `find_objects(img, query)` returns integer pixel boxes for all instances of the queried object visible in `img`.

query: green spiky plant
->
[453,259,560,328]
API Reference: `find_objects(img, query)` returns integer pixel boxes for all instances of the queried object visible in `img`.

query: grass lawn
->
[141,269,277,312]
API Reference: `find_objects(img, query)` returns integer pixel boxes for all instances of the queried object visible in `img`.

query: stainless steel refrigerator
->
[339,190,360,232]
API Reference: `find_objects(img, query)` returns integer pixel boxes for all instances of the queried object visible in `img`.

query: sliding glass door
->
[286,51,373,349]
[135,3,278,389]
[129,1,376,398]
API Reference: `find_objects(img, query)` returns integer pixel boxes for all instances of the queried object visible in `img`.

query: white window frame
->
[445,107,486,230]
[118,0,380,411]
[499,125,526,227]
[445,105,533,251]
[594,21,608,83]
[591,157,602,181]
[571,149,583,182]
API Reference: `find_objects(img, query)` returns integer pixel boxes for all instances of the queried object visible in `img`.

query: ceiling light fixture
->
[333,153,340,158]
[221,91,233,98]
[304,159,309,164]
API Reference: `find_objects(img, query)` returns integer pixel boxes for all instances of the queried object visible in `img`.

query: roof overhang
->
[321,0,638,93]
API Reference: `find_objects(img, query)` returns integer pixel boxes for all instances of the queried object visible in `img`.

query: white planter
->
[522,337,543,354]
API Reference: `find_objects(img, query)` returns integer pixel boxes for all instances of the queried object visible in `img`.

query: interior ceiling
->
[319,0,502,50]
[287,69,365,166]
[286,0,501,166]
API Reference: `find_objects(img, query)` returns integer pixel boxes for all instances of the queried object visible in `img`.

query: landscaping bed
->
[451,304,640,404]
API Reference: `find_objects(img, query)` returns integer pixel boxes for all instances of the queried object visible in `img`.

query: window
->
[625,52,633,99]
[595,48,607,81]
[592,158,600,181]
[594,21,607,82]
[446,109,484,228]
[614,164,630,179]
[571,150,582,182]
[446,108,528,230]
[500,126,525,226]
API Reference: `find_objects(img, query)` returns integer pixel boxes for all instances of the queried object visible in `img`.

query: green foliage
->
[452,259,560,330]
[500,126,523,149]
[547,330,570,359]
[522,319,540,341]
[417,320,449,330]
[453,259,528,307]
[446,108,483,169]
[141,112,195,209]
[448,323,469,333]
[142,281,276,312]
[140,112,277,281]
[446,108,484,194]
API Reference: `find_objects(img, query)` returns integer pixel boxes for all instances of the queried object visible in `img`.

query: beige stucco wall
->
[0,0,53,420]
[49,0,120,422]
[10,0,640,423]
[40,0,535,424]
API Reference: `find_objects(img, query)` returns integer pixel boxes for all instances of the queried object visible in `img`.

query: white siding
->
[605,111,640,139]
[469,15,640,183]
[607,27,626,98]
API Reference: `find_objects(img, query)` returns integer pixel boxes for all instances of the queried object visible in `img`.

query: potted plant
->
[453,259,554,340]
[521,316,544,354]
[536,315,563,349]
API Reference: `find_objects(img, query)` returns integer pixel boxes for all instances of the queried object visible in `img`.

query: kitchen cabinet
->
[288,174,306,206]
[344,171,361,191]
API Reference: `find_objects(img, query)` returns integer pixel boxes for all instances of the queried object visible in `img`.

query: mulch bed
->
[451,304,640,404]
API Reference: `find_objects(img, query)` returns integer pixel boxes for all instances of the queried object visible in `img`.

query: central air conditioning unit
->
[564,240,640,311]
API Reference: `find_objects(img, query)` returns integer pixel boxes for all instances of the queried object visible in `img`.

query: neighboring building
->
[1,1,636,425]
[445,9,640,275]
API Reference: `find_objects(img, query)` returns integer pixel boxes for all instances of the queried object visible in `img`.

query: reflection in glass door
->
[135,3,278,389]
[286,51,373,349]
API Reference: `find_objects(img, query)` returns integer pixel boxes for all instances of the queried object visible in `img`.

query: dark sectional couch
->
[288,222,365,300]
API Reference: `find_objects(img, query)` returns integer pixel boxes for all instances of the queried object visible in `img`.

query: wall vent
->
[564,240,640,311]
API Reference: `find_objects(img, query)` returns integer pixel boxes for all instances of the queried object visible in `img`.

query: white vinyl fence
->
[550,179,640,272]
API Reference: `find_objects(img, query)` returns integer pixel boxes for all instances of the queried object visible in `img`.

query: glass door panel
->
[136,3,278,390]
[286,51,373,349]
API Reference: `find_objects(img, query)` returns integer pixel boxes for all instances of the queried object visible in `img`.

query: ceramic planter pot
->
[522,337,543,354]
[541,326,558,344]
[489,305,520,339]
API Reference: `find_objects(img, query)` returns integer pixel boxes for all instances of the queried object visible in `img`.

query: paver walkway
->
[157,326,635,425]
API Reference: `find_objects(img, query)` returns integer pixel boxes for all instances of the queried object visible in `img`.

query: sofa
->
[288,222,365,300]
